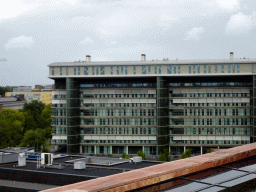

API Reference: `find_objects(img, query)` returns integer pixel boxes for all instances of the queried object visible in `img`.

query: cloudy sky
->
[0,0,255,86]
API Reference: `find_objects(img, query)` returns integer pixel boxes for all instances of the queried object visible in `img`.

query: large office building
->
[48,53,256,158]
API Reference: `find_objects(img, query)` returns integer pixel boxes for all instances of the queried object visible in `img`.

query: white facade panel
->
[92,90,100,94]
[99,90,108,94]
[241,98,250,103]
[59,100,67,104]
[92,136,99,140]
[132,90,140,94]
[140,99,148,103]
[140,136,149,140]
[215,98,223,103]
[190,136,199,140]
[91,99,99,103]
[233,136,242,140]
[190,89,198,93]
[124,136,132,140]
[124,90,131,94]
[108,90,115,94]
[207,98,215,103]
[199,136,207,140]
[241,136,250,140]
[116,136,123,140]
[216,136,224,140]
[223,89,233,93]
[207,136,215,140]
[148,136,157,140]
[100,99,108,103]
[173,89,182,94]
[241,89,250,93]
[173,136,182,140]
[199,99,207,103]
[232,89,241,93]
[182,99,189,103]
[139,90,148,94]
[124,99,132,103]
[215,89,223,93]
[60,136,67,140]
[115,99,124,103]
[206,89,215,93]
[181,136,189,140]
[224,98,232,102]
[173,99,182,103]
[148,99,156,103]
[99,136,107,140]
[198,89,206,93]
[83,90,92,94]
[181,89,189,93]
[52,100,60,104]
[224,136,232,140]
[233,98,241,103]
[115,90,124,94]
[132,136,141,140]
[148,90,156,94]
[84,136,92,140]
[132,99,140,103]
[108,99,116,103]
[108,136,115,140]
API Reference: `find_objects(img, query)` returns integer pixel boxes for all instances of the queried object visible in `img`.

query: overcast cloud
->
[0,0,256,86]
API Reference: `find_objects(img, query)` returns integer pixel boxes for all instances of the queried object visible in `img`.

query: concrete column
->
[142,146,144,153]
[126,146,129,154]
[80,145,82,154]
[110,146,112,154]
[184,146,186,152]
[218,146,220,149]
[201,146,203,155]
[94,145,97,154]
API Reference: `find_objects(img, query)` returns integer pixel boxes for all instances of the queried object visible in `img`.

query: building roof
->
[41,143,256,192]
[48,58,256,67]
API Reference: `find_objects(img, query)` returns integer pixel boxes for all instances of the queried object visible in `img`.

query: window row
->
[81,103,157,107]
[81,139,157,144]
[81,118,157,125]
[170,139,249,145]
[171,93,251,98]
[169,82,252,87]
[170,118,252,125]
[188,64,240,74]
[170,102,251,107]
[81,94,156,98]
[170,109,252,116]
[80,109,156,117]
[80,83,156,88]
[80,127,157,135]
[169,127,251,135]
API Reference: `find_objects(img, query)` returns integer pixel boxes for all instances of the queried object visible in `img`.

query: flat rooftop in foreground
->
[42,143,256,192]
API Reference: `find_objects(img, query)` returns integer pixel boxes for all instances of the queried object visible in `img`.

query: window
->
[189,65,191,74]
[204,64,206,73]
[233,64,235,73]
[208,64,211,73]
[215,64,217,73]
[154,65,157,74]
[237,64,239,73]
[92,66,95,75]
[60,67,62,75]
[96,66,99,75]
[148,66,151,74]
[178,65,180,74]
[193,64,196,73]
[142,65,146,74]
[167,64,172,74]
[222,64,224,73]
[74,67,76,75]
[133,66,136,74]
[78,66,80,75]
[159,65,161,74]
[111,66,113,75]
[84,66,88,75]
[121,66,123,75]
[100,66,105,75]
[228,64,231,73]
[52,67,54,75]
[125,66,128,74]
[117,66,119,75]
[198,64,200,73]
[174,64,176,74]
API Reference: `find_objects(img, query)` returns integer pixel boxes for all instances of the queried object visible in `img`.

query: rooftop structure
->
[42,142,256,192]
[0,95,25,111]
[13,86,32,92]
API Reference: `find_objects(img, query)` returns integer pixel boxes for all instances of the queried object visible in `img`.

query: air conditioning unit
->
[133,156,142,163]
[18,153,26,167]
[74,161,86,170]
[41,153,53,165]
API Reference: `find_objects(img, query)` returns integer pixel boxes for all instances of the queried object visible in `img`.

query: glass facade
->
[84,66,88,75]
[60,67,62,75]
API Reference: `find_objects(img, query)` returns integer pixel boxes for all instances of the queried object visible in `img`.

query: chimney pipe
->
[86,55,91,62]
[230,52,234,60]
[141,54,146,61]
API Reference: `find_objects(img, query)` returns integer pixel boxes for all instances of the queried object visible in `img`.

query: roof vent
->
[74,161,86,170]
[41,153,53,165]
[141,54,146,61]
[133,156,142,163]
[86,55,91,62]
[230,52,234,60]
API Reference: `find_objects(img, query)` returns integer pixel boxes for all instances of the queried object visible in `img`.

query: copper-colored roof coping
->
[41,143,256,192]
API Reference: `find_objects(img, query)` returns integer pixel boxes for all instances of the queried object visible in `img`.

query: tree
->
[206,148,214,153]
[0,109,25,148]
[122,151,130,159]
[181,148,192,159]
[20,128,47,152]
[23,100,46,124]
[22,110,37,135]
[158,148,170,162]
[137,150,146,160]
[0,87,6,96]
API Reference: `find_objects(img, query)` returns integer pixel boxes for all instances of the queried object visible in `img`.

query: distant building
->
[5,92,52,105]
[0,95,25,110]
[13,86,32,92]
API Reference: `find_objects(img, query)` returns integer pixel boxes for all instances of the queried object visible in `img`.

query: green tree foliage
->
[206,148,214,153]
[0,87,6,96]
[23,100,46,124]
[20,128,47,152]
[122,151,130,159]
[137,150,146,160]
[0,109,25,148]
[158,148,170,162]
[23,111,37,134]
[181,148,192,159]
